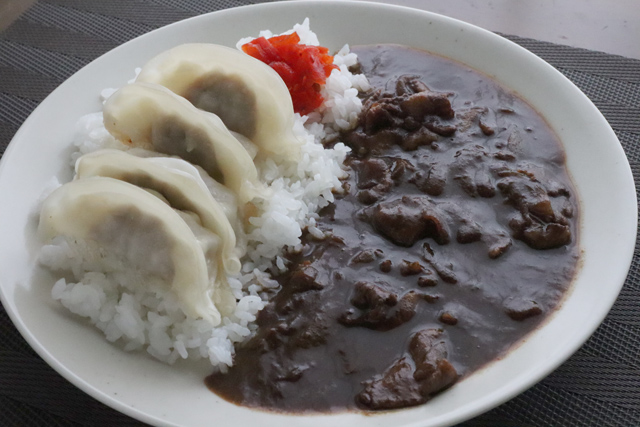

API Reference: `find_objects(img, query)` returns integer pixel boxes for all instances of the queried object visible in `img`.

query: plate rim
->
[0,1,636,426]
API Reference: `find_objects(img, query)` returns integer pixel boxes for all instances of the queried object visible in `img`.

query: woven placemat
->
[1,1,639,426]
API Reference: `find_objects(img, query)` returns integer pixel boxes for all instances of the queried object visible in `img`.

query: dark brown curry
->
[206,44,579,412]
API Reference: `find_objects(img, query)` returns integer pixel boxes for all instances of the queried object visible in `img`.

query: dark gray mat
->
[1,1,639,426]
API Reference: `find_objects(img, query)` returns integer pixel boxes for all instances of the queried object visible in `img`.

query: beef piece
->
[448,207,513,257]
[317,202,337,221]
[395,74,429,96]
[503,297,543,321]
[350,281,397,309]
[495,166,537,180]
[507,129,523,151]
[286,304,330,349]
[389,158,414,182]
[425,120,457,136]
[498,172,572,249]
[402,115,421,131]
[362,75,455,140]
[431,263,457,284]
[439,312,458,325]
[409,329,458,390]
[402,127,439,151]
[350,250,376,264]
[417,271,438,287]
[259,290,330,352]
[456,107,487,133]
[342,131,369,156]
[487,234,512,259]
[293,322,328,348]
[499,177,556,222]
[364,102,397,134]
[273,293,304,317]
[357,189,381,205]
[261,320,326,352]
[409,161,447,196]
[456,221,482,244]
[363,196,451,247]
[400,260,424,276]
[274,364,309,383]
[512,217,572,250]
[353,158,391,190]
[343,128,404,156]
[261,326,285,352]
[347,61,362,75]
[479,120,495,135]
[451,145,493,197]
[394,75,453,121]
[371,129,405,151]
[357,329,457,410]
[351,75,456,156]
[547,181,571,197]
[494,151,516,161]
[400,91,455,120]
[287,266,324,293]
[355,157,414,203]
[340,285,422,331]
[474,169,496,198]
[357,357,423,409]
[379,259,392,273]
[351,158,394,204]
[454,175,476,197]
[422,244,458,284]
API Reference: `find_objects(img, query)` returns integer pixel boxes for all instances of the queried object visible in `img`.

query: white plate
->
[0,1,636,426]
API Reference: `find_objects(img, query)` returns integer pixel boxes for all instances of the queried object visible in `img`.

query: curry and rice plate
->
[36,20,579,412]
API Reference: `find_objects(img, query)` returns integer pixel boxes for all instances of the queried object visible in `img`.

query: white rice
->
[39,20,369,371]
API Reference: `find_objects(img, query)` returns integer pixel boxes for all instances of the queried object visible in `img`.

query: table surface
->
[352,0,640,60]
[1,1,639,426]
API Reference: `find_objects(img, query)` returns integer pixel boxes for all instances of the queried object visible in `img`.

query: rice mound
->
[39,20,369,370]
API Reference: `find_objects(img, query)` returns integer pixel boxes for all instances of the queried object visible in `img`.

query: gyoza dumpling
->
[38,176,228,324]
[102,82,261,204]
[74,149,243,275]
[135,43,302,160]
[135,155,239,226]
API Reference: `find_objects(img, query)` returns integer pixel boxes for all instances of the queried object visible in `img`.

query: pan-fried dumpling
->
[74,149,243,275]
[102,82,261,203]
[135,43,302,160]
[38,177,227,324]
[149,156,240,224]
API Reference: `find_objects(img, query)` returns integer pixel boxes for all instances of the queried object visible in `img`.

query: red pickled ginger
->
[241,32,337,116]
